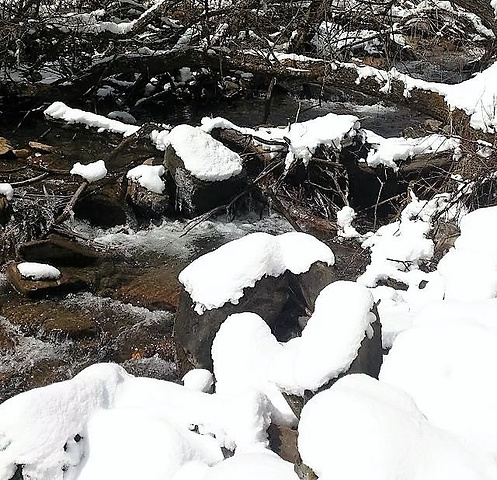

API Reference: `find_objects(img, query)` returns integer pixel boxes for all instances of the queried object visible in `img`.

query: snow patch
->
[126,165,166,194]
[165,124,243,181]
[17,262,61,281]
[70,160,107,183]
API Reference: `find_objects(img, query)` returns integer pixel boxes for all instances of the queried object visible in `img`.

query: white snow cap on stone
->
[0,183,14,201]
[298,374,497,480]
[17,262,61,281]
[165,124,243,181]
[126,164,166,194]
[70,159,107,183]
[213,282,376,406]
[182,369,214,393]
[178,232,335,314]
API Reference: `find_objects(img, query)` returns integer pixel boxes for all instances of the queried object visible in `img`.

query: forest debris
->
[28,142,60,154]
[0,138,13,156]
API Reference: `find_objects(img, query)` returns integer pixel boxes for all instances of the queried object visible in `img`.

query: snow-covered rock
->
[175,232,335,368]
[17,262,61,281]
[298,374,497,480]
[70,160,107,183]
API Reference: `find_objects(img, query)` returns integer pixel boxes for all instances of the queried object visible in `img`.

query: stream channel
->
[0,87,431,402]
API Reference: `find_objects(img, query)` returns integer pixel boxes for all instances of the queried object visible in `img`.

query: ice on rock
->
[179,231,334,314]
[298,374,497,480]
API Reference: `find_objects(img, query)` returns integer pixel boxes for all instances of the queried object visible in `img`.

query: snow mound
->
[178,232,335,314]
[212,282,376,403]
[182,369,214,393]
[0,362,284,479]
[44,102,140,136]
[165,124,243,181]
[70,160,107,183]
[173,451,299,480]
[364,131,460,170]
[437,205,497,301]
[380,316,497,457]
[0,183,13,201]
[17,262,61,281]
[298,374,497,480]
[126,164,166,194]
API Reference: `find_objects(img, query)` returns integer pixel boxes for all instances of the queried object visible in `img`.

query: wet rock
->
[109,317,175,363]
[268,424,300,465]
[175,273,290,369]
[0,320,17,350]
[165,144,247,217]
[125,178,171,222]
[290,261,336,312]
[345,310,383,379]
[1,298,97,338]
[0,137,13,156]
[175,261,338,369]
[6,262,89,298]
[73,189,127,228]
[18,233,100,266]
[116,265,182,311]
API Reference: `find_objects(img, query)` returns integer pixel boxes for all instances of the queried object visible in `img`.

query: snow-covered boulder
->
[175,232,336,368]
[164,124,246,217]
[212,282,381,413]
[380,315,497,458]
[298,374,497,480]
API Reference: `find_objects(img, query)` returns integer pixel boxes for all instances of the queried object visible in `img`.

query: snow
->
[126,165,166,194]
[366,204,497,347]
[17,262,61,281]
[298,374,497,480]
[70,160,107,183]
[337,206,361,238]
[0,362,289,479]
[165,124,243,181]
[380,316,497,458]
[182,369,214,393]
[178,232,335,314]
[350,60,497,133]
[173,451,299,480]
[0,183,13,201]
[201,113,359,170]
[44,102,140,136]
[212,282,376,401]
[364,131,461,171]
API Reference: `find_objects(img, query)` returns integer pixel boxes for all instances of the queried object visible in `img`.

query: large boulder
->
[174,232,336,369]
[164,124,247,217]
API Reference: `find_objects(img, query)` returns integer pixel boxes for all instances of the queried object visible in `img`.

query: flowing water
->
[0,88,432,400]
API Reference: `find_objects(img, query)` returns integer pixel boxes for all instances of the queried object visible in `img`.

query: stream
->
[0,86,435,401]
